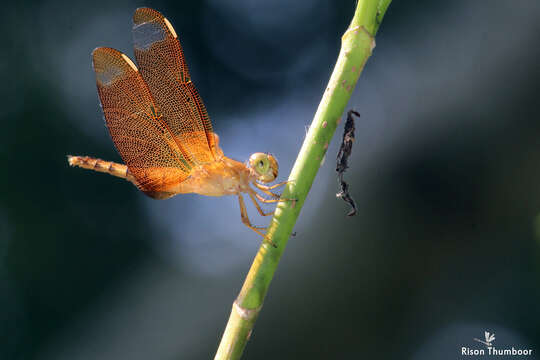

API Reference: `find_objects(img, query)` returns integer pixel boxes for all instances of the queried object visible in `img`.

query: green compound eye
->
[256,157,269,174]
[249,153,279,183]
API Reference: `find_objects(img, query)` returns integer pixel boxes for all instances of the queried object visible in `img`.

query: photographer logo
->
[462,331,533,357]
[474,331,496,347]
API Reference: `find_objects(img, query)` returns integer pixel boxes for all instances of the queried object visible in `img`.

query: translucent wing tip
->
[92,47,138,86]
[132,7,178,51]
[133,7,163,26]
[92,47,118,69]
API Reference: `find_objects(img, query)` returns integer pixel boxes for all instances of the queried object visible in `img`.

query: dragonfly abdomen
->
[67,155,138,185]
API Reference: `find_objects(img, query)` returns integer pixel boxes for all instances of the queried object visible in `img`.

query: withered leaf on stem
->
[336,110,360,216]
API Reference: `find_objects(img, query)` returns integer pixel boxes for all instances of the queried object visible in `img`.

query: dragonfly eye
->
[249,153,278,183]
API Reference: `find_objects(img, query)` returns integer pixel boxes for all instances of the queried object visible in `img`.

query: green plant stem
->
[214,1,391,359]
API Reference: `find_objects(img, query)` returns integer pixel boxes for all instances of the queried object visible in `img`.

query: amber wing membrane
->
[92,47,192,195]
[132,7,217,165]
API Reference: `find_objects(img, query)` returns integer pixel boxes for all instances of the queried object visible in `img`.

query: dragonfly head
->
[248,153,278,183]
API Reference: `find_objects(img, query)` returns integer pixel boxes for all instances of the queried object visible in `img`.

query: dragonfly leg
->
[255,187,281,199]
[248,191,274,216]
[255,193,296,204]
[238,194,267,237]
[254,180,295,198]
[255,180,293,191]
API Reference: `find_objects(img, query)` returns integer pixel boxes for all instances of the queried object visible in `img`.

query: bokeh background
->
[2,0,540,359]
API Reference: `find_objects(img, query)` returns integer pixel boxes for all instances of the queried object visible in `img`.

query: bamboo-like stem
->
[214,1,391,359]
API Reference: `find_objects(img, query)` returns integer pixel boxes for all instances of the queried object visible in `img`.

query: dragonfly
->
[68,7,291,237]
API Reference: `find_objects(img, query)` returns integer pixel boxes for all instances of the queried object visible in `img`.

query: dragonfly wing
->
[92,47,193,197]
[132,7,218,165]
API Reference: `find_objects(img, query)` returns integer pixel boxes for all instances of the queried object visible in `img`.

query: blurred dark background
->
[1,0,540,359]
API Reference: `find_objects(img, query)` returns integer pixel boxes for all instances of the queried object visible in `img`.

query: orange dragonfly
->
[68,7,290,236]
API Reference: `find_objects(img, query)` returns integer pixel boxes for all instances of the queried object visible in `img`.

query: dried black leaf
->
[336,110,360,216]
